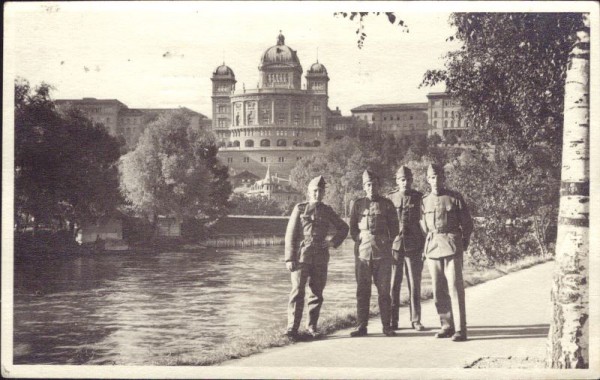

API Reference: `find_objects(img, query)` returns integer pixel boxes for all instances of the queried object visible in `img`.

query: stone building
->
[426,92,469,141]
[350,102,430,137]
[244,166,302,204]
[212,32,329,178]
[55,98,211,151]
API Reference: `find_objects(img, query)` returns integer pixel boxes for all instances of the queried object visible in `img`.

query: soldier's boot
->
[284,329,299,340]
[390,308,399,330]
[383,327,397,337]
[434,327,455,338]
[350,328,368,337]
[307,326,320,338]
[451,330,467,342]
[412,322,425,331]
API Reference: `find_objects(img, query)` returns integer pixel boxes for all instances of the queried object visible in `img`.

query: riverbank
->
[158,254,553,366]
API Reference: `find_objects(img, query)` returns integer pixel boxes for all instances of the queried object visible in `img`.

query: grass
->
[157,254,553,366]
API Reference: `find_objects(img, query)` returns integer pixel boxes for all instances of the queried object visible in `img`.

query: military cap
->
[395,165,413,179]
[427,163,444,176]
[308,175,327,189]
[362,170,378,184]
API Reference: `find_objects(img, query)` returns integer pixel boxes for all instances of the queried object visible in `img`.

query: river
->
[14,240,441,365]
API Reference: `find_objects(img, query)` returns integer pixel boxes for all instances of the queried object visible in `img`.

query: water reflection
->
[14,240,435,365]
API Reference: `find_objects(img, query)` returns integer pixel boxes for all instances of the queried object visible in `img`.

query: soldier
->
[421,164,473,342]
[284,175,349,339]
[349,170,399,337]
[388,166,426,331]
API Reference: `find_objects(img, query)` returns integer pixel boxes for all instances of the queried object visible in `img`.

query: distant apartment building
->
[55,98,211,151]
[350,102,430,137]
[426,92,469,141]
[242,166,302,204]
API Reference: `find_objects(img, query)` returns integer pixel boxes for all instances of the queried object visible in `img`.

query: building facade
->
[350,103,430,137]
[426,92,469,141]
[212,32,329,178]
[55,98,211,151]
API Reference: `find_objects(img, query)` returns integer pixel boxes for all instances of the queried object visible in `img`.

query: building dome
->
[260,32,301,69]
[308,62,327,75]
[213,64,235,77]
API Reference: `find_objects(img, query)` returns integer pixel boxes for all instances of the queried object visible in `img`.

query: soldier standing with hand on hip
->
[284,175,349,340]
[388,166,426,331]
[421,164,473,342]
[349,170,399,337]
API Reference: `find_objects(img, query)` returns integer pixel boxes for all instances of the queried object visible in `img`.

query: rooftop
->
[351,102,428,113]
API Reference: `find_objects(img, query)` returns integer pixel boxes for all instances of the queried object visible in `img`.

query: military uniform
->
[421,166,473,338]
[388,187,425,329]
[349,172,399,334]
[284,182,349,334]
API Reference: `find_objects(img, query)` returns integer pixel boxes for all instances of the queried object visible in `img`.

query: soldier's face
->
[363,180,379,199]
[427,173,444,193]
[396,176,412,192]
[308,187,325,202]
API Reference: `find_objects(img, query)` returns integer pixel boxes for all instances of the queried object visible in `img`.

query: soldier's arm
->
[326,206,349,248]
[284,204,302,262]
[387,199,399,242]
[349,199,360,242]
[419,197,428,235]
[457,194,474,249]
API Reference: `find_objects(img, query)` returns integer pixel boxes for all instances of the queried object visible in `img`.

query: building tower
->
[211,63,236,141]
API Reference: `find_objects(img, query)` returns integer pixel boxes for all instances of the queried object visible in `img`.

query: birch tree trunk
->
[546,14,590,369]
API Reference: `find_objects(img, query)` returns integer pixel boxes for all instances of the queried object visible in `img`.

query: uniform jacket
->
[388,188,425,255]
[285,202,349,265]
[420,189,473,259]
[349,196,399,260]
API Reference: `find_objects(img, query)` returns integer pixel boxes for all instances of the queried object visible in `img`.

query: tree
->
[14,78,122,239]
[547,15,589,369]
[119,110,231,231]
[422,13,585,160]
[334,12,408,49]
[229,194,285,216]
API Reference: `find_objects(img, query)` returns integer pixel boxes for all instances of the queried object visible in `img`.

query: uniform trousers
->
[287,262,328,331]
[355,257,392,330]
[426,254,466,332]
[391,250,423,326]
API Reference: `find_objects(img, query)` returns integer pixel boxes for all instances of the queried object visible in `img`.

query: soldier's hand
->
[286,261,297,272]
[327,240,336,249]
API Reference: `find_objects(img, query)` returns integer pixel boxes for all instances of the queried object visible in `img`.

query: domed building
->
[212,32,330,178]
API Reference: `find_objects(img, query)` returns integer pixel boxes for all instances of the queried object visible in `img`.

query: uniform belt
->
[430,228,460,234]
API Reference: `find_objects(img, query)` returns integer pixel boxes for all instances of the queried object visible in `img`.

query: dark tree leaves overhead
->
[335,12,408,48]
[421,13,584,160]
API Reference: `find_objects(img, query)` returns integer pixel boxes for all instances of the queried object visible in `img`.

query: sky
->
[5,2,465,117]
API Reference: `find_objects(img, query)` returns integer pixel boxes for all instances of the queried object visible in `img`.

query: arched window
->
[451,120,455,128]
[232,140,240,147]
[226,141,232,147]
[451,111,454,118]
[457,119,461,128]
[217,141,226,148]
[434,111,438,118]
[313,140,321,147]
[245,139,254,147]
[293,139,301,146]
[260,139,271,147]
[444,120,448,128]
[444,111,448,117]
[277,139,287,147]
[433,121,438,128]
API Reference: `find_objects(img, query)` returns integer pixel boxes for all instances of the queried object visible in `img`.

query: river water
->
[14,240,440,365]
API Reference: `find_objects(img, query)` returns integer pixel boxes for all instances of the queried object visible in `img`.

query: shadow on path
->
[319,324,549,341]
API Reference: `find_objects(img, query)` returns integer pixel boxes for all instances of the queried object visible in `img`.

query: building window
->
[458,119,461,128]
[243,157,250,163]
[444,120,448,128]
[434,111,438,118]
[313,140,321,147]
[227,157,233,163]
[277,139,287,147]
[410,115,414,120]
[444,111,448,118]
[384,116,387,121]
[260,139,271,147]
[245,139,254,147]
[296,156,302,160]
[233,140,240,147]
[293,140,301,146]
[451,120,455,128]
[312,117,321,127]
[451,111,455,118]
[218,119,227,128]
[434,121,438,127]
[278,157,285,162]
[293,114,300,126]
[260,157,267,162]
[313,104,320,112]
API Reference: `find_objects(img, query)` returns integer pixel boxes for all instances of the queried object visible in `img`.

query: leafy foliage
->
[229,194,286,216]
[15,78,122,236]
[119,111,231,226]
[334,12,408,48]
[422,13,584,157]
